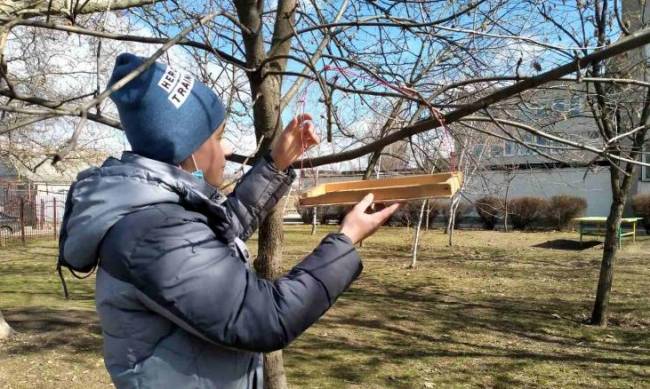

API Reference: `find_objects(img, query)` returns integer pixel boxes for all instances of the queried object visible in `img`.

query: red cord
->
[323,65,456,171]
[295,64,456,193]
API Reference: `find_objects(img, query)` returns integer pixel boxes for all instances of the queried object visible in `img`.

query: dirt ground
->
[1,226,649,388]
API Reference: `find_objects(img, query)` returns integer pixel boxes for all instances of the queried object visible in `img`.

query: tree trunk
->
[503,179,511,232]
[361,100,405,180]
[447,195,460,246]
[424,200,430,231]
[311,207,317,235]
[254,203,289,389]
[234,0,297,384]
[363,148,383,180]
[261,350,288,389]
[409,200,427,268]
[0,309,14,340]
[590,198,625,326]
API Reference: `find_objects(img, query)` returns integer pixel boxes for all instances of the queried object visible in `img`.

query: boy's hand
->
[271,114,319,170]
[339,194,400,244]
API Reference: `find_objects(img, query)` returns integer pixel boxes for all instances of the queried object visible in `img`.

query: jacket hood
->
[59,151,228,273]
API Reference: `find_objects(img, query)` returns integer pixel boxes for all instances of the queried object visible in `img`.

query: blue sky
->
[117,0,622,171]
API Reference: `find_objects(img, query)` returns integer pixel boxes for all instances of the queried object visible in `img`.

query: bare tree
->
[4,0,650,384]
[588,0,650,326]
[0,309,14,339]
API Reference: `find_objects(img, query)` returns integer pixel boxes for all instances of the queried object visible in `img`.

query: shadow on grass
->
[533,239,601,251]
[2,307,101,356]
[287,274,650,387]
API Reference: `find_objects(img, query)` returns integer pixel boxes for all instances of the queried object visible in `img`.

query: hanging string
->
[295,85,317,192]
[322,65,457,171]
[294,63,457,196]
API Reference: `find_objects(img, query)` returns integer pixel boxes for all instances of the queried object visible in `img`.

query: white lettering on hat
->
[158,67,180,93]
[168,72,194,109]
[158,66,196,109]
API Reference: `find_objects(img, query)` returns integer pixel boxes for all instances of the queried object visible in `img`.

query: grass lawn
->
[1,226,649,388]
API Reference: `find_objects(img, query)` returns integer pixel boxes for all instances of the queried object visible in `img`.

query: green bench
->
[572,217,642,248]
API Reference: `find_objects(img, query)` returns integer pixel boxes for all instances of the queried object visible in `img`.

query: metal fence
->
[0,181,67,245]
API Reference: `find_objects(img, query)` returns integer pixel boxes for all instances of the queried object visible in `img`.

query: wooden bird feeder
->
[298,172,463,207]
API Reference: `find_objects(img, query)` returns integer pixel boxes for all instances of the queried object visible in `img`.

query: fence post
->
[40,199,45,230]
[31,197,36,230]
[53,197,58,240]
[19,197,25,245]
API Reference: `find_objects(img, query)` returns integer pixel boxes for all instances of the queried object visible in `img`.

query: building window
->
[551,98,569,113]
[517,134,535,156]
[472,144,484,157]
[491,144,503,157]
[569,95,583,117]
[504,141,515,156]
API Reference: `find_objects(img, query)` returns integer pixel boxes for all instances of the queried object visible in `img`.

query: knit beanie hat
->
[108,53,226,165]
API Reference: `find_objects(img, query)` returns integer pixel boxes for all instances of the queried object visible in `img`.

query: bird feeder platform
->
[298,172,463,207]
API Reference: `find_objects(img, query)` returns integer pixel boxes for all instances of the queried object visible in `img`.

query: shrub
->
[297,206,315,224]
[475,196,504,230]
[424,202,442,227]
[631,194,650,234]
[435,200,471,226]
[546,195,587,230]
[319,205,348,224]
[383,200,442,227]
[384,201,417,227]
[297,205,348,225]
[507,197,549,230]
[387,202,414,227]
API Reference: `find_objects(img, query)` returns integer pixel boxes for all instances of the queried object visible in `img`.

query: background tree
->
[0,309,13,339]
[4,0,650,385]
[588,0,650,326]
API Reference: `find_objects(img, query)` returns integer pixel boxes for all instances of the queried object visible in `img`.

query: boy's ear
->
[179,154,193,172]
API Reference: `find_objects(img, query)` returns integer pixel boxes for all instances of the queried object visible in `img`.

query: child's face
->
[182,123,232,187]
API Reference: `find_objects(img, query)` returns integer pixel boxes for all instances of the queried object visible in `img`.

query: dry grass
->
[1,226,649,388]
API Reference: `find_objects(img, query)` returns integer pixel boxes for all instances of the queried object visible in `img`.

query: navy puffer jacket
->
[58,151,362,389]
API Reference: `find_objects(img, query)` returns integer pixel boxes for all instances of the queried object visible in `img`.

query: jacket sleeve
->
[128,220,362,353]
[223,153,295,241]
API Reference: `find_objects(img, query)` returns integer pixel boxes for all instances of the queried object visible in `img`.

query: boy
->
[59,53,398,388]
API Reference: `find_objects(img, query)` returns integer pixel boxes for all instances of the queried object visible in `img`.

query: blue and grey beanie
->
[108,53,226,165]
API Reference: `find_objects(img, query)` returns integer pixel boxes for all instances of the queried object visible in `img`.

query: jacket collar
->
[117,151,223,201]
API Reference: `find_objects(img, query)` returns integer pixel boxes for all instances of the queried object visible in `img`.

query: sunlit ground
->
[1,226,649,388]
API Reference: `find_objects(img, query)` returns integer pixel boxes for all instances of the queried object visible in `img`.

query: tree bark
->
[590,197,626,326]
[0,309,14,340]
[362,100,405,180]
[0,0,159,19]
[409,200,427,268]
[447,195,460,246]
[362,149,383,180]
[254,203,289,389]
[311,207,317,235]
[588,0,650,328]
[234,1,297,386]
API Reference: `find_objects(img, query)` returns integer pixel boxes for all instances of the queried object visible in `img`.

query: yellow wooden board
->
[298,172,463,207]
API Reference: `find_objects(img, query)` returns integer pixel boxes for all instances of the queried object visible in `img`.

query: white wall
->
[465,167,613,216]
[638,181,650,194]
[296,166,650,218]
[34,183,69,224]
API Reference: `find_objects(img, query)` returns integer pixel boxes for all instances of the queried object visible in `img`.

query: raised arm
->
[222,153,295,241]
[223,113,319,240]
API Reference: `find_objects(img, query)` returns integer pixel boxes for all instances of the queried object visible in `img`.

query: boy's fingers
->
[356,193,374,211]
[287,116,298,129]
[303,123,319,145]
[373,203,400,223]
[296,113,313,124]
